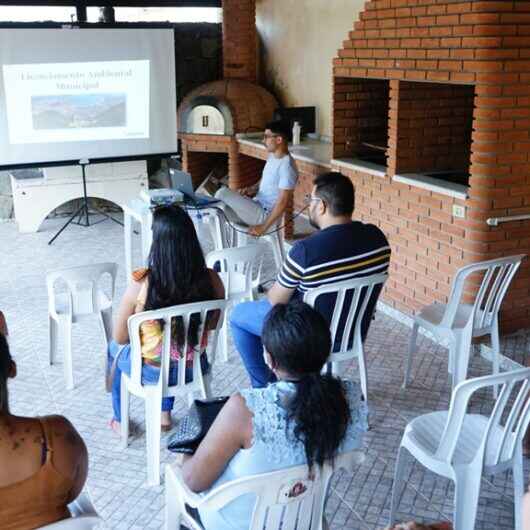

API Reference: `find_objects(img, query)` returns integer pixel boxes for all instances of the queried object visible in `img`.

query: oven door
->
[187,105,225,135]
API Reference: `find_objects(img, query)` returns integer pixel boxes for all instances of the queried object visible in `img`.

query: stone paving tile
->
[1,215,529,529]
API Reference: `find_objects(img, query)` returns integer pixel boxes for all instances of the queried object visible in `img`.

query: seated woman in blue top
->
[181,301,368,530]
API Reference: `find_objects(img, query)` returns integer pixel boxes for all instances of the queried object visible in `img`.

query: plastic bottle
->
[292,121,301,145]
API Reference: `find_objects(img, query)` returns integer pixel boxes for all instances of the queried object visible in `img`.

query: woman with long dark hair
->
[108,204,224,433]
[180,301,367,530]
[0,333,89,529]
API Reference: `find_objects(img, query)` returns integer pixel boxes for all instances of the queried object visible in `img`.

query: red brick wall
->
[332,0,530,331]
[234,153,265,190]
[389,80,474,176]
[333,77,390,160]
[222,0,257,82]
[181,133,231,187]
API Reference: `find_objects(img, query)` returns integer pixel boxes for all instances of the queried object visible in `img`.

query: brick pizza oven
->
[333,0,530,331]
[178,0,278,190]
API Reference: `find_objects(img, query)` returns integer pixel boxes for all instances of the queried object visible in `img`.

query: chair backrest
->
[127,299,227,395]
[199,451,357,530]
[205,244,268,298]
[38,494,100,529]
[46,262,118,318]
[38,515,100,530]
[441,254,524,330]
[303,273,388,359]
[436,367,530,467]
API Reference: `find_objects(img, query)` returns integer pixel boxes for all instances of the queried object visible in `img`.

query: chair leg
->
[124,212,133,281]
[389,445,408,526]
[448,339,456,377]
[357,346,369,425]
[491,323,501,398]
[453,466,481,530]
[218,320,229,363]
[49,316,58,365]
[403,322,419,388]
[210,214,225,250]
[452,330,473,391]
[267,234,283,271]
[99,308,113,346]
[513,445,524,530]
[120,377,130,450]
[164,467,182,530]
[145,394,162,486]
[63,322,74,390]
[202,372,212,400]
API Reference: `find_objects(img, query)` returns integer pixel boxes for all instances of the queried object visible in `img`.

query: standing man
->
[204,120,298,237]
[230,171,391,388]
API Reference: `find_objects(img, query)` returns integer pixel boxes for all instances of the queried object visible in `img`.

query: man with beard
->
[230,171,391,388]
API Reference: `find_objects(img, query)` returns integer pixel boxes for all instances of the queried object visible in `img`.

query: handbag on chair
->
[167,396,229,454]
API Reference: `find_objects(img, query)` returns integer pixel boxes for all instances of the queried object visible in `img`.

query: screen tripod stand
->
[48,159,123,245]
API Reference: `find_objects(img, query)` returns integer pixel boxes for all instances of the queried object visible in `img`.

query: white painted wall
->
[256,0,364,139]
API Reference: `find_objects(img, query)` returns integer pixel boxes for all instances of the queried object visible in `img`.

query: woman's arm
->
[113,280,143,344]
[208,269,225,300]
[181,393,253,492]
[205,269,226,330]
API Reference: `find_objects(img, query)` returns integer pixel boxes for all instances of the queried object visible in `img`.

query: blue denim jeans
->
[108,340,209,422]
[230,299,276,388]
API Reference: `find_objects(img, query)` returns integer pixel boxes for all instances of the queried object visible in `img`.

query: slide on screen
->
[0,28,177,168]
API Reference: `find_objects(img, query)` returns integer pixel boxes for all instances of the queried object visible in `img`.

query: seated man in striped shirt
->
[230,171,391,388]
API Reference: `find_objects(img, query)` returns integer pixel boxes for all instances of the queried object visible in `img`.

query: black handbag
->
[167,396,229,454]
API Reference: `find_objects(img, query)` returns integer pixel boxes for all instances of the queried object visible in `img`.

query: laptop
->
[169,169,220,206]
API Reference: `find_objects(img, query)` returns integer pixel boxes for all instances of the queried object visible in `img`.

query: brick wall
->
[331,0,530,332]
[181,133,231,187]
[234,153,265,190]
[174,23,222,104]
[333,78,390,160]
[222,0,257,82]
[389,80,474,176]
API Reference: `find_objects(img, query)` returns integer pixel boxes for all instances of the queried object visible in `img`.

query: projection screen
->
[0,27,177,168]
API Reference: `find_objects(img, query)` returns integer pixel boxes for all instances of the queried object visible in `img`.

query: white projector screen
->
[0,27,177,167]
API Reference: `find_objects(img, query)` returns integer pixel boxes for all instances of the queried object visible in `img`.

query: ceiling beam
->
[0,1,221,7]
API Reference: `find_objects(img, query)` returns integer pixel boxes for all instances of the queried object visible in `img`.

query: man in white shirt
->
[209,120,298,237]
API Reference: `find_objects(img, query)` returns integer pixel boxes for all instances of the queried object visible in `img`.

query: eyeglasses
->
[263,133,280,140]
[304,194,322,205]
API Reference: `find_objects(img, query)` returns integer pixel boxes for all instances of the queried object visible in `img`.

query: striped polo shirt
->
[278,221,391,341]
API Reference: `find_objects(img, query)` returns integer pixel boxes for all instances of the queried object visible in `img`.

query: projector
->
[140,189,184,206]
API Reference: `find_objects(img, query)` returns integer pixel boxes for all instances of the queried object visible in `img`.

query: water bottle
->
[292,121,301,146]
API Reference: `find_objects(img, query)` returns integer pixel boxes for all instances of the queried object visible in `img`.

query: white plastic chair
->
[403,254,524,392]
[303,273,388,412]
[123,199,225,283]
[120,299,227,486]
[390,367,530,530]
[228,221,286,272]
[205,243,268,362]
[38,494,100,529]
[47,262,117,390]
[164,450,363,530]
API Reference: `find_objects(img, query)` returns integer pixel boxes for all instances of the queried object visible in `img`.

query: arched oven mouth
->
[179,96,234,135]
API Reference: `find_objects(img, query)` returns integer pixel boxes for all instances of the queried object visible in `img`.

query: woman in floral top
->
[108,204,224,434]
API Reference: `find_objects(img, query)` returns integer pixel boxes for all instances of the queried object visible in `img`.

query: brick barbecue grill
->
[332,0,530,331]
[178,0,278,191]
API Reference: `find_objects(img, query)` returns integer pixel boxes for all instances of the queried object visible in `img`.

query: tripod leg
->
[48,203,86,245]
[92,204,124,226]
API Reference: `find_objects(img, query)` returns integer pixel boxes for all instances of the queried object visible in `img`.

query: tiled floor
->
[1,212,529,530]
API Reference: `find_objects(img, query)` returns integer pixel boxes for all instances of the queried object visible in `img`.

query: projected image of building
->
[31,93,126,129]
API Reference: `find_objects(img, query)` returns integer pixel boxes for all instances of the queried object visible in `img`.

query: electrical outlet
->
[452,204,465,218]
